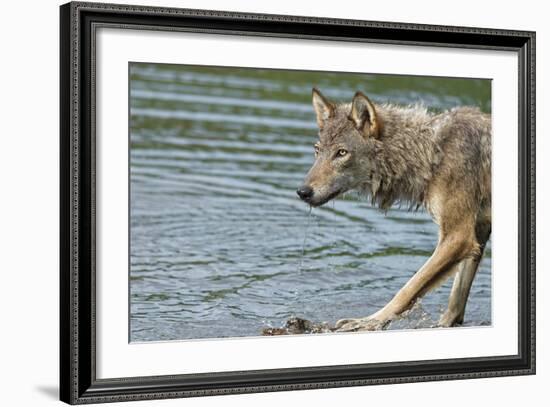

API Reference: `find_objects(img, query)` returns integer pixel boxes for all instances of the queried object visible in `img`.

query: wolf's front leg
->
[335,228,475,332]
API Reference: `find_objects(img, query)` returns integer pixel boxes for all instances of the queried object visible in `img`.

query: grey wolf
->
[297,88,491,331]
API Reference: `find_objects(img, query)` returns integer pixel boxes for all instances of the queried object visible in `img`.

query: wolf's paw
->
[437,311,463,328]
[334,317,389,332]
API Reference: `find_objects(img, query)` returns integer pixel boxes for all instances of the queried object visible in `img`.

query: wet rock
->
[262,317,335,336]
[261,327,289,336]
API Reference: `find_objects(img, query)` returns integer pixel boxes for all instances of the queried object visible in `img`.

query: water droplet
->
[298,206,313,272]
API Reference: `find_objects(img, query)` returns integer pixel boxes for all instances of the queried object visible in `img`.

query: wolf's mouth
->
[309,188,342,207]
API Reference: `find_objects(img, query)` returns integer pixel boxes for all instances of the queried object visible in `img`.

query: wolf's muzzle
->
[296,186,314,201]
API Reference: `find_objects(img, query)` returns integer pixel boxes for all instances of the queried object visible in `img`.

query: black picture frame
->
[60,1,536,404]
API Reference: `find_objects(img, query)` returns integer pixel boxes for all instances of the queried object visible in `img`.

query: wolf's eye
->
[314,146,320,156]
[337,149,348,157]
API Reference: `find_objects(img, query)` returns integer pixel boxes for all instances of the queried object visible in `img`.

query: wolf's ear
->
[350,92,380,138]
[312,87,334,129]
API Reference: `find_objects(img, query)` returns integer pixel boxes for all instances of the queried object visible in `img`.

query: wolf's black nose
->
[296,186,314,200]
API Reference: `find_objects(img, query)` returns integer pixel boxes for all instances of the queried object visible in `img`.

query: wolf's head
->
[297,88,382,207]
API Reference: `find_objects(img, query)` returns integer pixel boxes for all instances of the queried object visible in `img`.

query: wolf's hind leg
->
[438,258,480,327]
[439,221,491,327]
[336,225,476,332]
